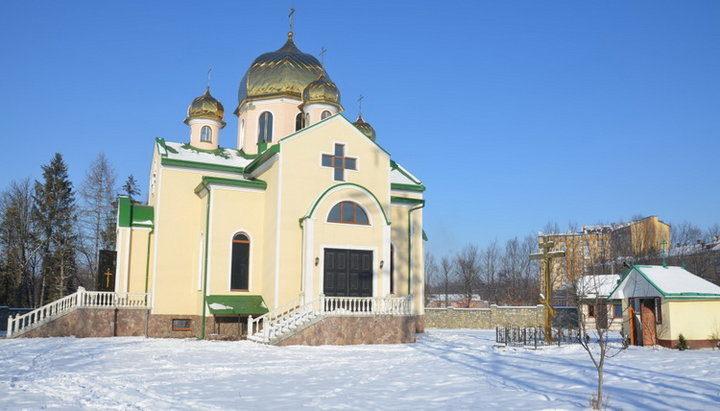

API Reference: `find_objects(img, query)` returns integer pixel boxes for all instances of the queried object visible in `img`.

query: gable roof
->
[576,274,621,299]
[609,265,720,300]
[156,138,253,173]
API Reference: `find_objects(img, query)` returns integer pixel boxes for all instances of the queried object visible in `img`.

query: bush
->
[677,333,688,351]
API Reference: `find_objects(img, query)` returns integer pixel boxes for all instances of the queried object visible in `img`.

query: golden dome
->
[302,74,341,109]
[237,33,327,106]
[353,115,376,141]
[185,89,226,126]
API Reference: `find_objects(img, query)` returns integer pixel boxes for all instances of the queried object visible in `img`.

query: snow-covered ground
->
[1,329,718,410]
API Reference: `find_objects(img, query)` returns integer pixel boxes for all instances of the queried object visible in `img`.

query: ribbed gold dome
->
[237,32,327,106]
[185,89,226,126]
[302,74,341,109]
[353,115,376,141]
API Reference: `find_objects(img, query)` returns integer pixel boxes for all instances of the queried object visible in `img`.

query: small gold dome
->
[237,33,327,106]
[353,115,376,141]
[185,89,226,126]
[302,74,341,109]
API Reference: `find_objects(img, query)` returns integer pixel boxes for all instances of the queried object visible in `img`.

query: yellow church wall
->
[257,160,284,309]
[126,228,152,294]
[661,299,720,341]
[276,118,396,305]
[237,98,304,154]
[205,186,265,296]
[149,166,206,315]
[389,203,425,314]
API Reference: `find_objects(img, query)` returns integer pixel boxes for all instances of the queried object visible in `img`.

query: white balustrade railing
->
[6,287,151,338]
[248,294,412,344]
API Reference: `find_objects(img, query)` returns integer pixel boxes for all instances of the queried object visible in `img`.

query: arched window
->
[231,233,250,290]
[295,112,304,131]
[321,110,332,120]
[200,125,212,142]
[327,201,369,225]
[258,112,273,143]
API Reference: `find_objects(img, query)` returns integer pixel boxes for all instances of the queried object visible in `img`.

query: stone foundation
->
[19,308,148,338]
[277,315,417,346]
[424,305,545,329]
[658,338,720,350]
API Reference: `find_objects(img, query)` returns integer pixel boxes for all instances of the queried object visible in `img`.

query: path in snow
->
[1,329,718,410]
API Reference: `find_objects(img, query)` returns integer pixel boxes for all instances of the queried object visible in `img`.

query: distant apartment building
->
[539,216,671,291]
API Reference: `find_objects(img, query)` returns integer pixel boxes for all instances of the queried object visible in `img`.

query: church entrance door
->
[323,249,373,297]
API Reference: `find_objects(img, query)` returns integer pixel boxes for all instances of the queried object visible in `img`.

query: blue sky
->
[1,1,718,257]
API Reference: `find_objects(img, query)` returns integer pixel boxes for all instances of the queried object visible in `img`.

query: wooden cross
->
[530,239,566,343]
[321,143,357,181]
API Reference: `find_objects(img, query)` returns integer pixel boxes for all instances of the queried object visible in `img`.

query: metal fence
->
[496,326,581,348]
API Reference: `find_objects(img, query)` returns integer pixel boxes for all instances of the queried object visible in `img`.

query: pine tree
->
[122,174,141,204]
[32,153,78,304]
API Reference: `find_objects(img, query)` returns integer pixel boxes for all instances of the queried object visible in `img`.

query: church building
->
[114,30,426,344]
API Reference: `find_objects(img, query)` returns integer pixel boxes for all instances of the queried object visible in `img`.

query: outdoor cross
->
[103,268,113,289]
[319,47,327,65]
[289,8,295,32]
[321,143,356,181]
[357,94,364,115]
[206,66,212,91]
[530,239,566,343]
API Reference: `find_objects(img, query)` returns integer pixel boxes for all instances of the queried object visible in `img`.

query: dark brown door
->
[324,249,373,297]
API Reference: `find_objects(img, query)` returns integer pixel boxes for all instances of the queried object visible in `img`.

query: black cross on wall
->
[322,143,357,181]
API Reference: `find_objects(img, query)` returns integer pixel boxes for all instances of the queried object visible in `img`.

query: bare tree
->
[440,256,455,307]
[424,251,438,306]
[78,153,117,288]
[575,236,625,409]
[0,179,41,307]
[456,245,481,308]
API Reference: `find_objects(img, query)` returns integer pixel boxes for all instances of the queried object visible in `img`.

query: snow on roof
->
[576,275,621,299]
[158,140,254,169]
[611,265,720,299]
[390,162,422,186]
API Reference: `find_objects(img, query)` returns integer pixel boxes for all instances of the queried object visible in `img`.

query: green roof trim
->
[391,196,425,205]
[609,265,720,300]
[390,160,421,185]
[279,113,392,157]
[391,183,426,192]
[160,158,245,174]
[194,176,267,194]
[179,143,232,159]
[131,205,154,228]
[206,295,269,315]
[117,196,154,228]
[118,197,132,227]
[244,144,280,175]
[300,182,391,227]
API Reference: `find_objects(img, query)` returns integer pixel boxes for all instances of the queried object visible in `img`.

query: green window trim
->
[300,182,391,227]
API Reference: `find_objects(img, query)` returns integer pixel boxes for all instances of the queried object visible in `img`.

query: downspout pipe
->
[200,184,212,340]
[407,201,425,296]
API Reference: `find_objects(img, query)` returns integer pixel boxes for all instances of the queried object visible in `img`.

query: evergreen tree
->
[0,179,39,307]
[122,174,141,204]
[32,153,78,304]
[79,153,117,279]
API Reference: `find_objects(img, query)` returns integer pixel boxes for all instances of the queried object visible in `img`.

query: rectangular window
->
[321,155,332,167]
[587,304,595,318]
[172,319,191,331]
[613,303,623,318]
[654,297,662,324]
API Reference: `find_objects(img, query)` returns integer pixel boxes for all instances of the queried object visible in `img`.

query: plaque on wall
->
[98,250,117,291]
